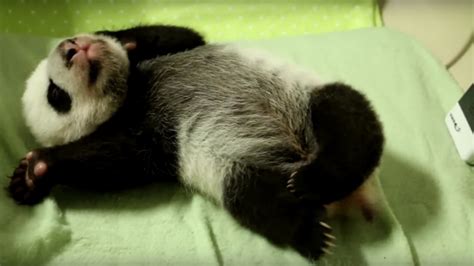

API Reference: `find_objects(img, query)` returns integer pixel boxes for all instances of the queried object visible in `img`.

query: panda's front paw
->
[7,151,53,205]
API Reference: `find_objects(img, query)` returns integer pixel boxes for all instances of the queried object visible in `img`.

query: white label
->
[445,103,474,165]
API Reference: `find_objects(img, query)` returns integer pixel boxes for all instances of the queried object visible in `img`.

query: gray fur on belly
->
[139,44,324,202]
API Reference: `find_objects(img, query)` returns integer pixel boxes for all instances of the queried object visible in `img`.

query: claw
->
[290,171,297,178]
[325,241,336,248]
[319,221,331,230]
[287,176,296,193]
[321,247,333,255]
[324,233,336,240]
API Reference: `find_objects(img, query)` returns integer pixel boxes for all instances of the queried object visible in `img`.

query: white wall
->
[381,0,473,90]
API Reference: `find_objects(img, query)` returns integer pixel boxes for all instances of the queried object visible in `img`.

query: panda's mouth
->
[69,51,101,85]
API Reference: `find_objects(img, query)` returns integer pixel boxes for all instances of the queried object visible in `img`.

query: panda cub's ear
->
[47,79,72,114]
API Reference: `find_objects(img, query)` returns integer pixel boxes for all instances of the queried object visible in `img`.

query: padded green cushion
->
[0,0,381,41]
[1,29,472,265]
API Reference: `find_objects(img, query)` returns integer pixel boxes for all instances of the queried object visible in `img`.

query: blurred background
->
[382,0,472,91]
[0,0,471,89]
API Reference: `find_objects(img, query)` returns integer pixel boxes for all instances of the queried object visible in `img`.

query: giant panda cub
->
[7,25,384,261]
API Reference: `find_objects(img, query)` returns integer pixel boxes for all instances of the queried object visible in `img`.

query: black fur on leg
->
[291,208,335,261]
[6,110,178,205]
[223,164,335,260]
[288,83,384,204]
[96,25,205,66]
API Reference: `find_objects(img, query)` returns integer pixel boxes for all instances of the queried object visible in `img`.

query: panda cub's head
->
[23,34,130,147]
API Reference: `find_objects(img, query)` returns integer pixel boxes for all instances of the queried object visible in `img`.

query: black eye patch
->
[47,79,72,114]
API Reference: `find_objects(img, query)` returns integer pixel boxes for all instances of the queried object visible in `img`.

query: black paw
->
[286,170,313,201]
[293,216,336,261]
[7,151,53,205]
[286,166,333,203]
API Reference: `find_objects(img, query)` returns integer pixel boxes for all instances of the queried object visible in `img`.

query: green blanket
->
[1,29,473,265]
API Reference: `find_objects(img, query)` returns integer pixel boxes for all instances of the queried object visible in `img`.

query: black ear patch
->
[47,79,72,114]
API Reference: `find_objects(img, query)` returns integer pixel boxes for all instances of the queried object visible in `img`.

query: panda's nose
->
[60,38,78,64]
[60,37,92,64]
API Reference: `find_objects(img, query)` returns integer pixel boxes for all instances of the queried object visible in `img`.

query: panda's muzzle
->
[58,36,104,84]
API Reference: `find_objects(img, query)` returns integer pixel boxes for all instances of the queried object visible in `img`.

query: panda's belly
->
[175,117,234,204]
[160,44,324,204]
[177,145,232,204]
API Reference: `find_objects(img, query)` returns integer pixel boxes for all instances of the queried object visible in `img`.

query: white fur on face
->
[22,34,130,147]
